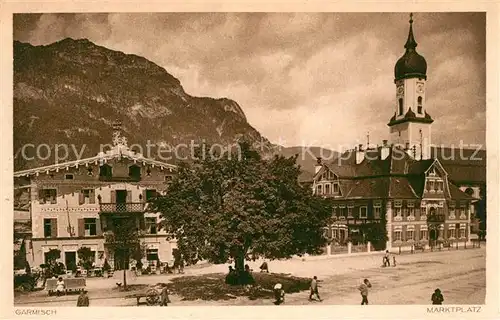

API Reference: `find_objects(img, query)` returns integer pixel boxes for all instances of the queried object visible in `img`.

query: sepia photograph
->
[4,5,497,318]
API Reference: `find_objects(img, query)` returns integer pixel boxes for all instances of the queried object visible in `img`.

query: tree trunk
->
[123,257,127,290]
[235,253,245,272]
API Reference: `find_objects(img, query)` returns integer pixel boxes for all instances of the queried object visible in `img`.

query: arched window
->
[417,96,423,114]
[398,98,404,115]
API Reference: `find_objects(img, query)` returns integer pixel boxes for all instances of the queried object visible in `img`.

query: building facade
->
[311,14,476,251]
[14,123,177,270]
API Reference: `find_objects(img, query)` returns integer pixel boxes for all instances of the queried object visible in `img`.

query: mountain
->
[13,38,275,170]
[277,146,339,182]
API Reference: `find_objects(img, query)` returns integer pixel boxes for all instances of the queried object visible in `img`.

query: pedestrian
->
[309,276,322,301]
[76,290,89,307]
[431,288,444,305]
[273,283,285,305]
[384,250,390,267]
[260,261,269,273]
[393,255,397,267]
[55,277,65,296]
[160,285,171,306]
[358,279,372,305]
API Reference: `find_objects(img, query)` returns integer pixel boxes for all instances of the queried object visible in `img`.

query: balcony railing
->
[99,202,145,213]
[427,214,446,223]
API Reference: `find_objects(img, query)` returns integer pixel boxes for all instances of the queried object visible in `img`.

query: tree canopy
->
[151,142,332,270]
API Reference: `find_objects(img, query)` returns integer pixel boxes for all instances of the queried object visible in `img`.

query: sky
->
[13,12,486,150]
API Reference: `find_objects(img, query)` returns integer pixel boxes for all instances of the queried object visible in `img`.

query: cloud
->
[13,12,486,149]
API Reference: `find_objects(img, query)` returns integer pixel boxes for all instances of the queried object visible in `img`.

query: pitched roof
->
[430,147,486,184]
[344,177,390,199]
[14,144,176,177]
[448,183,476,200]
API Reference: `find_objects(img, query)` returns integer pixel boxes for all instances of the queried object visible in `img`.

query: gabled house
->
[14,121,177,270]
[309,14,479,251]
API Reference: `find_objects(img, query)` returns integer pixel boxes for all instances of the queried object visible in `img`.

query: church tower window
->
[398,98,404,115]
[417,96,423,114]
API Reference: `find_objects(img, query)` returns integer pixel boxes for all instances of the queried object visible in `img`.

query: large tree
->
[151,142,331,281]
[104,218,144,289]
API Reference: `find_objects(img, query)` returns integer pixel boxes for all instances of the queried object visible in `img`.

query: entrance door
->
[116,190,127,211]
[65,251,77,272]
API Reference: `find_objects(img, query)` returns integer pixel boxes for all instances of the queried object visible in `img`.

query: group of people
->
[383,250,397,267]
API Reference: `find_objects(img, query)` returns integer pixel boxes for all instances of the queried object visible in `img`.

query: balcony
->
[99,202,145,214]
[427,214,445,223]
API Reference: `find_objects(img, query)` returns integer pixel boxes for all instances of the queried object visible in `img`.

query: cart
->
[134,286,162,306]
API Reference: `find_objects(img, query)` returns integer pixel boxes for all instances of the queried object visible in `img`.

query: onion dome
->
[394,13,427,81]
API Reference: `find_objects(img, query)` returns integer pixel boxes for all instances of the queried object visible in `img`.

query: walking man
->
[358,279,372,305]
[309,276,322,302]
[431,288,444,305]
[76,290,89,307]
[384,251,390,267]
[160,285,171,306]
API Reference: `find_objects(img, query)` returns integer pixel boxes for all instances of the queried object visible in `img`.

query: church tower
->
[388,13,433,160]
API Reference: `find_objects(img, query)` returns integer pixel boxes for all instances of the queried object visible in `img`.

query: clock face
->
[397,85,404,95]
[416,83,425,94]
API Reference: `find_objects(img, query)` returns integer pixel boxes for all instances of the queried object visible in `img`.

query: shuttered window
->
[43,218,57,238]
[79,189,96,205]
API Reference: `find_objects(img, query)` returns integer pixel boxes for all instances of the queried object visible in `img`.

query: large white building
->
[14,122,177,270]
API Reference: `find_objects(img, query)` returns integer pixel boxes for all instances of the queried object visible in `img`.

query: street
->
[15,247,485,306]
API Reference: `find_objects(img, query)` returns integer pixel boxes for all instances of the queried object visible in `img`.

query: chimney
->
[356,144,365,164]
[315,157,322,174]
[381,141,390,160]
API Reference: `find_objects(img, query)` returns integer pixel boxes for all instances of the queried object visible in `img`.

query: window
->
[359,206,368,219]
[394,200,402,207]
[421,206,427,216]
[420,230,428,240]
[395,207,402,217]
[80,189,96,205]
[459,228,466,238]
[428,180,435,192]
[39,189,57,204]
[99,164,112,177]
[394,231,402,241]
[408,208,415,216]
[398,98,404,115]
[145,217,157,234]
[460,207,466,218]
[146,249,159,262]
[339,206,346,218]
[347,207,353,218]
[165,175,173,182]
[129,165,141,179]
[332,206,337,217]
[333,229,338,239]
[65,174,74,180]
[417,96,423,114]
[84,218,97,236]
[448,228,456,239]
[449,208,456,218]
[407,230,414,241]
[316,185,322,195]
[333,183,339,194]
[145,189,158,201]
[434,180,443,192]
[325,184,330,195]
[43,218,56,238]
